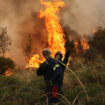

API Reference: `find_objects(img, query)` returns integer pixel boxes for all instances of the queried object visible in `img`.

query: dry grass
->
[0,57,105,105]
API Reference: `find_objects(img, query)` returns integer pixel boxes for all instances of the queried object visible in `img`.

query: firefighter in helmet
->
[36,48,63,104]
[54,45,70,94]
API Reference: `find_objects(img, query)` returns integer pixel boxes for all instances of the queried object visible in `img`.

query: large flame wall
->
[26,0,66,68]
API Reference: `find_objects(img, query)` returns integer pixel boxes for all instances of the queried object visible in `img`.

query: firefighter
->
[54,45,70,94]
[36,48,63,104]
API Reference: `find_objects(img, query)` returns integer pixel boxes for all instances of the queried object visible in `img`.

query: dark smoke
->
[0,0,105,67]
[0,0,42,67]
[19,12,48,59]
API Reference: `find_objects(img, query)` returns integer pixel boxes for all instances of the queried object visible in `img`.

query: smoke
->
[19,13,48,59]
[0,0,44,67]
[63,0,105,35]
[0,0,105,67]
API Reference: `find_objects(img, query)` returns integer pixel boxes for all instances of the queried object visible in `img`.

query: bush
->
[89,27,105,57]
[0,71,45,105]
[0,57,15,75]
[83,47,98,63]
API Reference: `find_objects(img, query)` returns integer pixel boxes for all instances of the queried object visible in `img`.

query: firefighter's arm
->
[63,36,71,65]
[36,63,46,76]
[63,50,70,65]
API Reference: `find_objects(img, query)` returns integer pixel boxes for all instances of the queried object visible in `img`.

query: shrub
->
[0,57,15,75]
[89,27,105,57]
[83,47,98,62]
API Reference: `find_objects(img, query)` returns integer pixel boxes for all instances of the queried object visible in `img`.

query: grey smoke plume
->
[0,0,41,67]
[63,0,105,35]
[0,0,105,67]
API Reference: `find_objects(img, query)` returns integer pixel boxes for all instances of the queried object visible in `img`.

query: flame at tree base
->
[26,0,66,68]
[5,70,13,76]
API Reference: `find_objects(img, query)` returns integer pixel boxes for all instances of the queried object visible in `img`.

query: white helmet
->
[42,48,51,55]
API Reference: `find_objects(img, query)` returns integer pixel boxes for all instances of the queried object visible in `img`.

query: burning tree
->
[0,28,11,56]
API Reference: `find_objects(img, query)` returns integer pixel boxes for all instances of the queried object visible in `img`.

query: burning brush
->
[26,0,66,69]
[26,0,90,69]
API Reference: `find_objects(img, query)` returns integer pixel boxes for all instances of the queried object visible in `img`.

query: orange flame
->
[26,54,43,68]
[5,70,13,76]
[81,40,90,51]
[74,40,90,53]
[26,0,66,68]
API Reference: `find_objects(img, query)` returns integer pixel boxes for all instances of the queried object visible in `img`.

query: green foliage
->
[0,57,15,75]
[64,57,105,105]
[89,27,105,57]
[63,26,76,55]
[0,58,105,105]
[65,35,76,55]
[69,40,76,55]
[83,47,98,62]
[85,93,105,105]
[0,71,45,105]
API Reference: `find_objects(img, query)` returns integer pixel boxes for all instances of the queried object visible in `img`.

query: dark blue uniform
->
[57,50,70,93]
[37,57,63,103]
[37,57,62,84]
